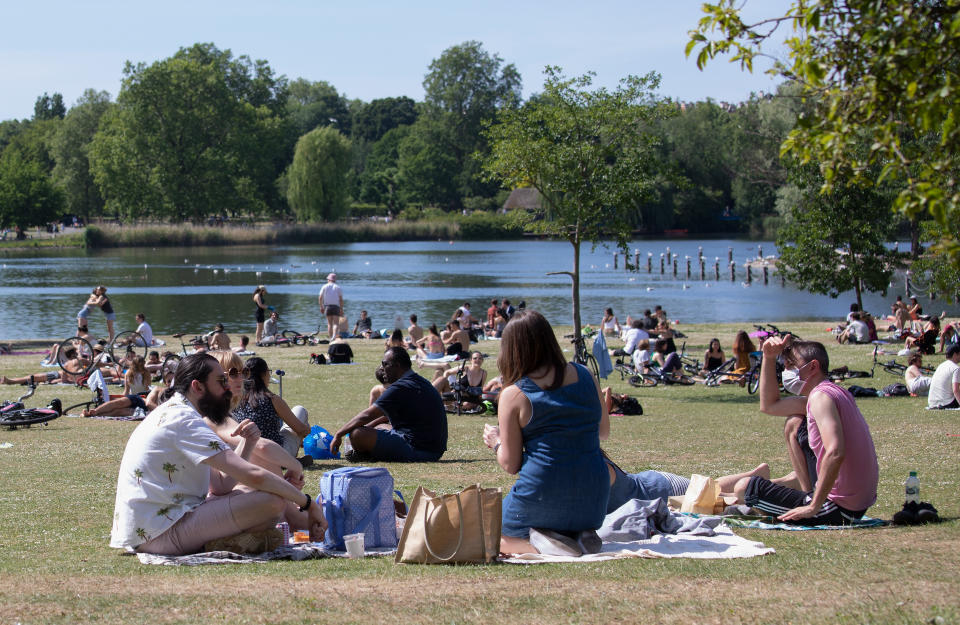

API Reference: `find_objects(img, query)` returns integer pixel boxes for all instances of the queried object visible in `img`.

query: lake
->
[0,239,951,340]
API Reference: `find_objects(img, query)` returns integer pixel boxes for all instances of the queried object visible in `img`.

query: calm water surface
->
[0,239,951,340]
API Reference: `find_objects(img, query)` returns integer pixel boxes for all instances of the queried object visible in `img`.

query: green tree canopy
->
[89,43,288,221]
[688,0,960,266]
[352,96,418,143]
[52,89,112,222]
[0,146,64,229]
[33,92,66,121]
[286,79,351,139]
[285,126,351,222]
[422,41,522,203]
[484,67,673,336]
[776,164,903,309]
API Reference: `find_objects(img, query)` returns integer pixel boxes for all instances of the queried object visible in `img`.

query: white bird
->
[704,283,711,288]
[143,264,148,270]
[184,259,189,263]
[646,287,654,292]
[628,277,636,282]
[682,284,689,290]
[256,271,262,277]
[213,269,219,274]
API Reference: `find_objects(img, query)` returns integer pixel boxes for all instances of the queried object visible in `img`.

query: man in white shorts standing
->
[318,273,344,339]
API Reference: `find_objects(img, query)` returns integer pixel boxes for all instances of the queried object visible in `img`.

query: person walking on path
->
[318,273,343,339]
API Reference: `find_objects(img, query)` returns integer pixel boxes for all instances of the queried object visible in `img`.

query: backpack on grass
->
[613,394,643,416]
[319,466,398,551]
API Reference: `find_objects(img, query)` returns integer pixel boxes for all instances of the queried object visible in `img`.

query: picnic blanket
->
[136,544,396,566]
[723,516,887,530]
[500,524,773,564]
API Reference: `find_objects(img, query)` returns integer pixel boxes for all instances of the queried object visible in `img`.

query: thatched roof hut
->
[501,188,542,211]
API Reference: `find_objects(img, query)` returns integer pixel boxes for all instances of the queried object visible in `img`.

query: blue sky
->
[1,0,793,121]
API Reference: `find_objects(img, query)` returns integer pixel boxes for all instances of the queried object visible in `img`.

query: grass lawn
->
[1,322,958,624]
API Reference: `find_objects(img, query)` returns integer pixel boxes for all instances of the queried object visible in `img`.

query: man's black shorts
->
[744,476,867,526]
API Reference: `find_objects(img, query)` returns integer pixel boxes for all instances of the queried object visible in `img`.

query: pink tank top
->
[806,381,878,511]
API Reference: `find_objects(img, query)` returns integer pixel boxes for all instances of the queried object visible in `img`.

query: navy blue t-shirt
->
[374,370,448,453]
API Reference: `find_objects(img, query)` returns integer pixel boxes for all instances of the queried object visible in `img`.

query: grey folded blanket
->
[598,498,724,541]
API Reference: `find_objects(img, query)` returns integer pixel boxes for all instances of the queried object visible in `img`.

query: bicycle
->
[874,345,936,378]
[571,335,600,379]
[55,336,97,378]
[676,342,702,377]
[614,356,694,387]
[441,360,488,416]
[0,383,62,429]
[746,351,785,394]
[107,330,147,363]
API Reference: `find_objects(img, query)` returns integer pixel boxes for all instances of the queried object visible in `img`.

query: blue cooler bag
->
[320,466,398,551]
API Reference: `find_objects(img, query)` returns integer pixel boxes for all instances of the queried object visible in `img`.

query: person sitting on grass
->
[208,323,231,351]
[905,353,932,397]
[905,316,941,354]
[481,310,609,556]
[123,355,150,396]
[110,353,327,555]
[415,324,445,360]
[732,336,879,525]
[232,335,251,353]
[232,357,310,456]
[405,314,424,349]
[145,351,162,375]
[353,310,374,339]
[83,362,176,418]
[837,312,870,344]
[927,343,960,409]
[384,328,406,350]
[701,338,726,375]
[433,352,488,411]
[442,321,470,356]
[368,364,391,406]
[610,319,648,359]
[330,347,447,463]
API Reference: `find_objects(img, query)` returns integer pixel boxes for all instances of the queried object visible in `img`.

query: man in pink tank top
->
[733,336,879,525]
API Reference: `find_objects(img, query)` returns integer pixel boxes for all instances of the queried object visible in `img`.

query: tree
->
[397,118,460,208]
[33,92,66,121]
[358,125,411,210]
[775,165,903,309]
[484,67,673,337]
[286,79,351,139]
[688,0,960,266]
[89,43,288,221]
[352,96,418,143]
[0,146,64,229]
[285,126,351,222]
[423,41,522,203]
[51,89,112,222]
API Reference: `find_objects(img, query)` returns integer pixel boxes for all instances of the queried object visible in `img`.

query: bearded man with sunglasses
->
[110,353,325,555]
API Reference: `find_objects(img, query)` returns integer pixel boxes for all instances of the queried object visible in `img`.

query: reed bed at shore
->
[0,322,957,624]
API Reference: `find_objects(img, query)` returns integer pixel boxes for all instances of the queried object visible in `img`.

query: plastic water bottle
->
[342,434,352,455]
[905,471,920,504]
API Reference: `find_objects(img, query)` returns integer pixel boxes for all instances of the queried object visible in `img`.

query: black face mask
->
[197,387,233,425]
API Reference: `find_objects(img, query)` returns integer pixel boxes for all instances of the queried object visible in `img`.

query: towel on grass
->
[500,524,773,564]
[136,543,397,566]
[723,515,887,530]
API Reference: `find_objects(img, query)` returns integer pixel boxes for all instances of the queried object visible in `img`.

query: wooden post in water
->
[747,264,753,284]
[728,247,733,264]
[714,258,720,281]
[763,265,769,285]
[660,253,665,274]
[905,272,911,297]
[673,257,678,277]
[613,253,618,270]
[685,256,691,278]
[647,253,652,273]
[700,258,705,280]
[698,246,703,263]
[634,249,640,269]
[730,261,736,281]
[781,270,786,287]
[758,245,763,259]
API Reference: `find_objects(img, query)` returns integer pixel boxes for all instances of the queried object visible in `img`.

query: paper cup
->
[343,532,365,558]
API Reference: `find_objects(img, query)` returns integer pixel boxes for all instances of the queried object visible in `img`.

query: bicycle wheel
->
[57,337,95,377]
[882,363,902,377]
[582,354,600,379]
[667,374,696,386]
[109,331,146,362]
[63,399,101,416]
[628,374,658,388]
[0,404,61,428]
[747,369,761,394]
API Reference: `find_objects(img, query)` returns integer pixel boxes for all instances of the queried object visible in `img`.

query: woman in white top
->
[904,353,932,396]
[601,308,621,337]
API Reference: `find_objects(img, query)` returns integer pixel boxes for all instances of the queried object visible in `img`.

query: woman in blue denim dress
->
[482,310,610,556]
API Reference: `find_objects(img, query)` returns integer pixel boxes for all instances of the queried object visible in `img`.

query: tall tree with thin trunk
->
[483,67,672,337]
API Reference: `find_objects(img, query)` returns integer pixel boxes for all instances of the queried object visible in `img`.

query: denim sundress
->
[501,363,610,538]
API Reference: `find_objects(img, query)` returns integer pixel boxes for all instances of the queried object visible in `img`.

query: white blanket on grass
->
[500,524,773,564]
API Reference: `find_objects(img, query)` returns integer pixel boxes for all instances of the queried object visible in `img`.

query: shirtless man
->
[2,347,85,385]
[208,323,231,351]
[406,314,424,348]
[441,321,470,356]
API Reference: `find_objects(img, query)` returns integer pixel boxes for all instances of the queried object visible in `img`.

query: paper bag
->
[680,474,721,514]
